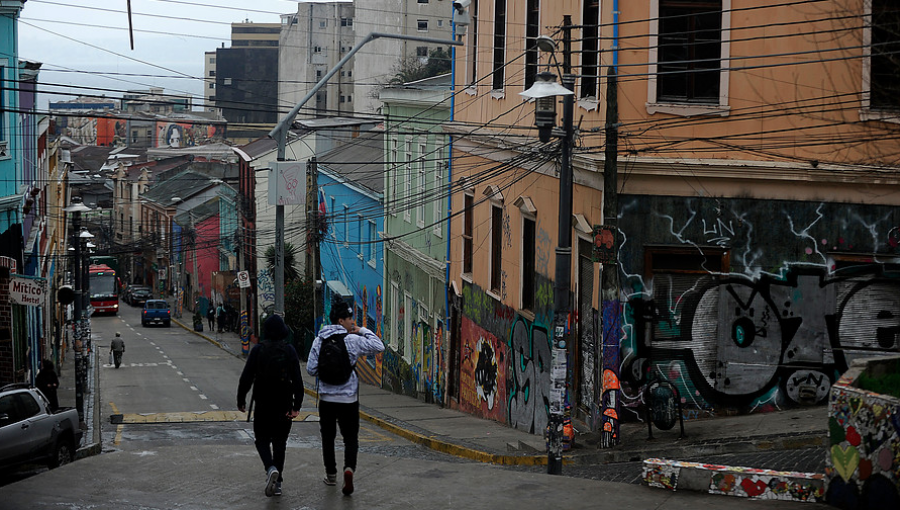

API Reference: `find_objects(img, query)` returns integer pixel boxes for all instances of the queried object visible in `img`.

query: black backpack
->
[317,333,354,385]
[255,341,293,396]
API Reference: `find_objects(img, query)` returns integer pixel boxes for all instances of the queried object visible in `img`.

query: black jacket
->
[236,340,304,415]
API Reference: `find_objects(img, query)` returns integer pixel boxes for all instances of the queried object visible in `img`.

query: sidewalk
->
[175,320,830,469]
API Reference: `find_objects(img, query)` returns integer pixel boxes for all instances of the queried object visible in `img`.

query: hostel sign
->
[9,275,47,306]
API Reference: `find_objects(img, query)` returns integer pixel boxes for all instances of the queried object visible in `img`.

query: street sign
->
[592,225,617,264]
[269,161,307,206]
[237,270,251,289]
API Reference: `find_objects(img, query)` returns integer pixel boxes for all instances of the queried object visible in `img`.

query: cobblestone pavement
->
[511,447,828,484]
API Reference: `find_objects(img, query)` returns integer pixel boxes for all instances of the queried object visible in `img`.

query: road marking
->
[117,411,320,423]
[190,386,198,391]
[182,378,190,382]
[199,394,208,400]
[210,404,219,410]
[114,424,124,445]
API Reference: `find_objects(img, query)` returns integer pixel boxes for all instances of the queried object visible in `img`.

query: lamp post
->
[521,54,575,475]
[64,197,91,425]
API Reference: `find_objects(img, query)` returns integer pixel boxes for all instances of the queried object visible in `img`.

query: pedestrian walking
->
[207,306,215,330]
[110,332,126,369]
[35,359,60,411]
[237,314,304,498]
[307,295,384,496]
[216,303,225,333]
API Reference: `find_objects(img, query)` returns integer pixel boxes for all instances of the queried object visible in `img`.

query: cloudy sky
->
[17,0,311,109]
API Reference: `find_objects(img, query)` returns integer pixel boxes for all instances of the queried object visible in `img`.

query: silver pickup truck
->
[0,384,83,471]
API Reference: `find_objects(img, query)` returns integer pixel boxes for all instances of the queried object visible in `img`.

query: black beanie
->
[263,313,289,341]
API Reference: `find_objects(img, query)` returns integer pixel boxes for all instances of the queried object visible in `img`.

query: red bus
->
[88,264,119,314]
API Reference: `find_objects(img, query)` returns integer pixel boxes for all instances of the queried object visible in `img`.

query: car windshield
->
[147,301,169,309]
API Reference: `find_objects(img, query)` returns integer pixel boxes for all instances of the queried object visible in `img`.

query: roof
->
[296,117,381,130]
[317,131,384,194]
[70,146,114,172]
[174,197,219,226]
[142,170,217,205]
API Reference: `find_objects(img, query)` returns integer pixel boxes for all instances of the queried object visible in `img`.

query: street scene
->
[1,1,899,509]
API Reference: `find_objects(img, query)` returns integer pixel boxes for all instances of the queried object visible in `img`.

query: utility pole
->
[600,66,620,449]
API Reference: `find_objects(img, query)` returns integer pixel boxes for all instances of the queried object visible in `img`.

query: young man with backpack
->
[307,295,384,496]
[236,314,304,497]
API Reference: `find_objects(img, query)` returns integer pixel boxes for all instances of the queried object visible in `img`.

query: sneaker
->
[323,472,336,486]
[265,466,279,497]
[342,467,354,496]
[273,481,282,497]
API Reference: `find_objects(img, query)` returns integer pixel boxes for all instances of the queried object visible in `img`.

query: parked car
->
[126,285,152,306]
[142,299,171,327]
[0,384,82,471]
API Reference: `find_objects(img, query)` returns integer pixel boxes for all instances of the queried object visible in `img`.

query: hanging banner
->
[9,275,47,306]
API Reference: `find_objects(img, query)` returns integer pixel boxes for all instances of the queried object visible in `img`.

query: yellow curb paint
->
[114,424,124,445]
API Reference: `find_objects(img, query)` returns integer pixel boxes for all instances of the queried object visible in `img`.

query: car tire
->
[142,322,147,327]
[165,320,171,327]
[48,438,75,469]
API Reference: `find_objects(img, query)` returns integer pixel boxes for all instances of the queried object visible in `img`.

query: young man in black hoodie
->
[237,314,304,497]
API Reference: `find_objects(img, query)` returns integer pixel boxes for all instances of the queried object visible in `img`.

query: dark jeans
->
[318,400,359,474]
[253,409,292,482]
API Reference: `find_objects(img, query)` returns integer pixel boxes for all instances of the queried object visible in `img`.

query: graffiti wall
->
[617,195,900,419]
[458,317,508,423]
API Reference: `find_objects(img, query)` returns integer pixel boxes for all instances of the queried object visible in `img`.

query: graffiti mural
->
[508,316,550,434]
[256,268,275,312]
[155,122,223,148]
[617,195,900,418]
[458,317,508,423]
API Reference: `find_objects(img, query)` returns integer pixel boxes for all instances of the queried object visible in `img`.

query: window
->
[522,216,536,310]
[368,220,377,266]
[320,20,327,28]
[433,162,444,237]
[438,20,443,27]
[390,137,399,216]
[209,57,216,64]
[340,95,346,103]
[868,0,900,112]
[462,193,474,276]
[314,46,322,53]
[404,138,412,222]
[467,1,479,86]
[492,0,507,90]
[581,0,600,98]
[657,0,723,104]
[417,46,429,58]
[343,205,349,245]
[341,17,353,27]
[316,70,322,79]
[418,0,429,3]
[209,70,216,77]
[224,78,232,86]
[418,20,428,31]
[490,204,502,293]
[330,197,336,237]
[390,282,400,348]
[357,215,363,255]
[209,83,215,89]
[404,293,413,360]
[524,0,541,90]
[417,140,426,227]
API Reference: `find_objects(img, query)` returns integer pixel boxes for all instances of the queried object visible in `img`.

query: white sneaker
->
[265,466,279,497]
[323,472,336,486]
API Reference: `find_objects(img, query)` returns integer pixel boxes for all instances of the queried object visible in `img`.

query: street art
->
[643,458,826,502]
[382,349,416,396]
[433,320,445,403]
[155,122,223,148]
[508,317,550,434]
[616,195,900,418]
[375,285,383,338]
[256,269,275,310]
[458,317,507,423]
[825,380,900,508]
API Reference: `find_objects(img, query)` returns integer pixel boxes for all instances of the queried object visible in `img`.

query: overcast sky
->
[17,0,315,109]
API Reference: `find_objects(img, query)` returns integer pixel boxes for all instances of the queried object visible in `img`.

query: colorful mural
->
[458,317,508,423]
[155,122,223,148]
[643,458,825,502]
[825,367,900,508]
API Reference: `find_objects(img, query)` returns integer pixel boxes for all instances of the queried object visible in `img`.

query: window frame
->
[461,191,474,280]
[489,202,503,296]
[647,0,732,117]
[433,161,444,237]
[861,0,900,123]
[404,137,412,223]
[390,137,399,216]
[368,220,377,267]
[492,0,507,91]
[417,138,427,228]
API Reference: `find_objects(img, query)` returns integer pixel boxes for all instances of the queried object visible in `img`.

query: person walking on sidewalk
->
[110,332,126,369]
[216,303,226,333]
[35,359,60,411]
[307,295,384,496]
[206,306,215,330]
[236,314,304,498]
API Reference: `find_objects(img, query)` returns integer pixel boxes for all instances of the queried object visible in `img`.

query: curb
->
[172,319,245,360]
[642,458,826,503]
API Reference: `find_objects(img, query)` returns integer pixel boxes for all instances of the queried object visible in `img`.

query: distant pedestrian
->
[207,306,215,330]
[307,295,384,496]
[216,304,225,333]
[237,314,304,498]
[35,359,60,411]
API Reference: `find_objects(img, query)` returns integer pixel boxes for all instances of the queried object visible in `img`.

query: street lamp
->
[63,197,91,425]
[520,40,576,476]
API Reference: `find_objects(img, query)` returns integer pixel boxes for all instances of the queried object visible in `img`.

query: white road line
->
[190,386,198,391]
[183,378,190,382]
[210,404,219,410]
[199,395,208,400]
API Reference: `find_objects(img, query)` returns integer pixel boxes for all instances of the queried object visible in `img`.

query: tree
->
[370,47,453,99]
[264,242,300,283]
